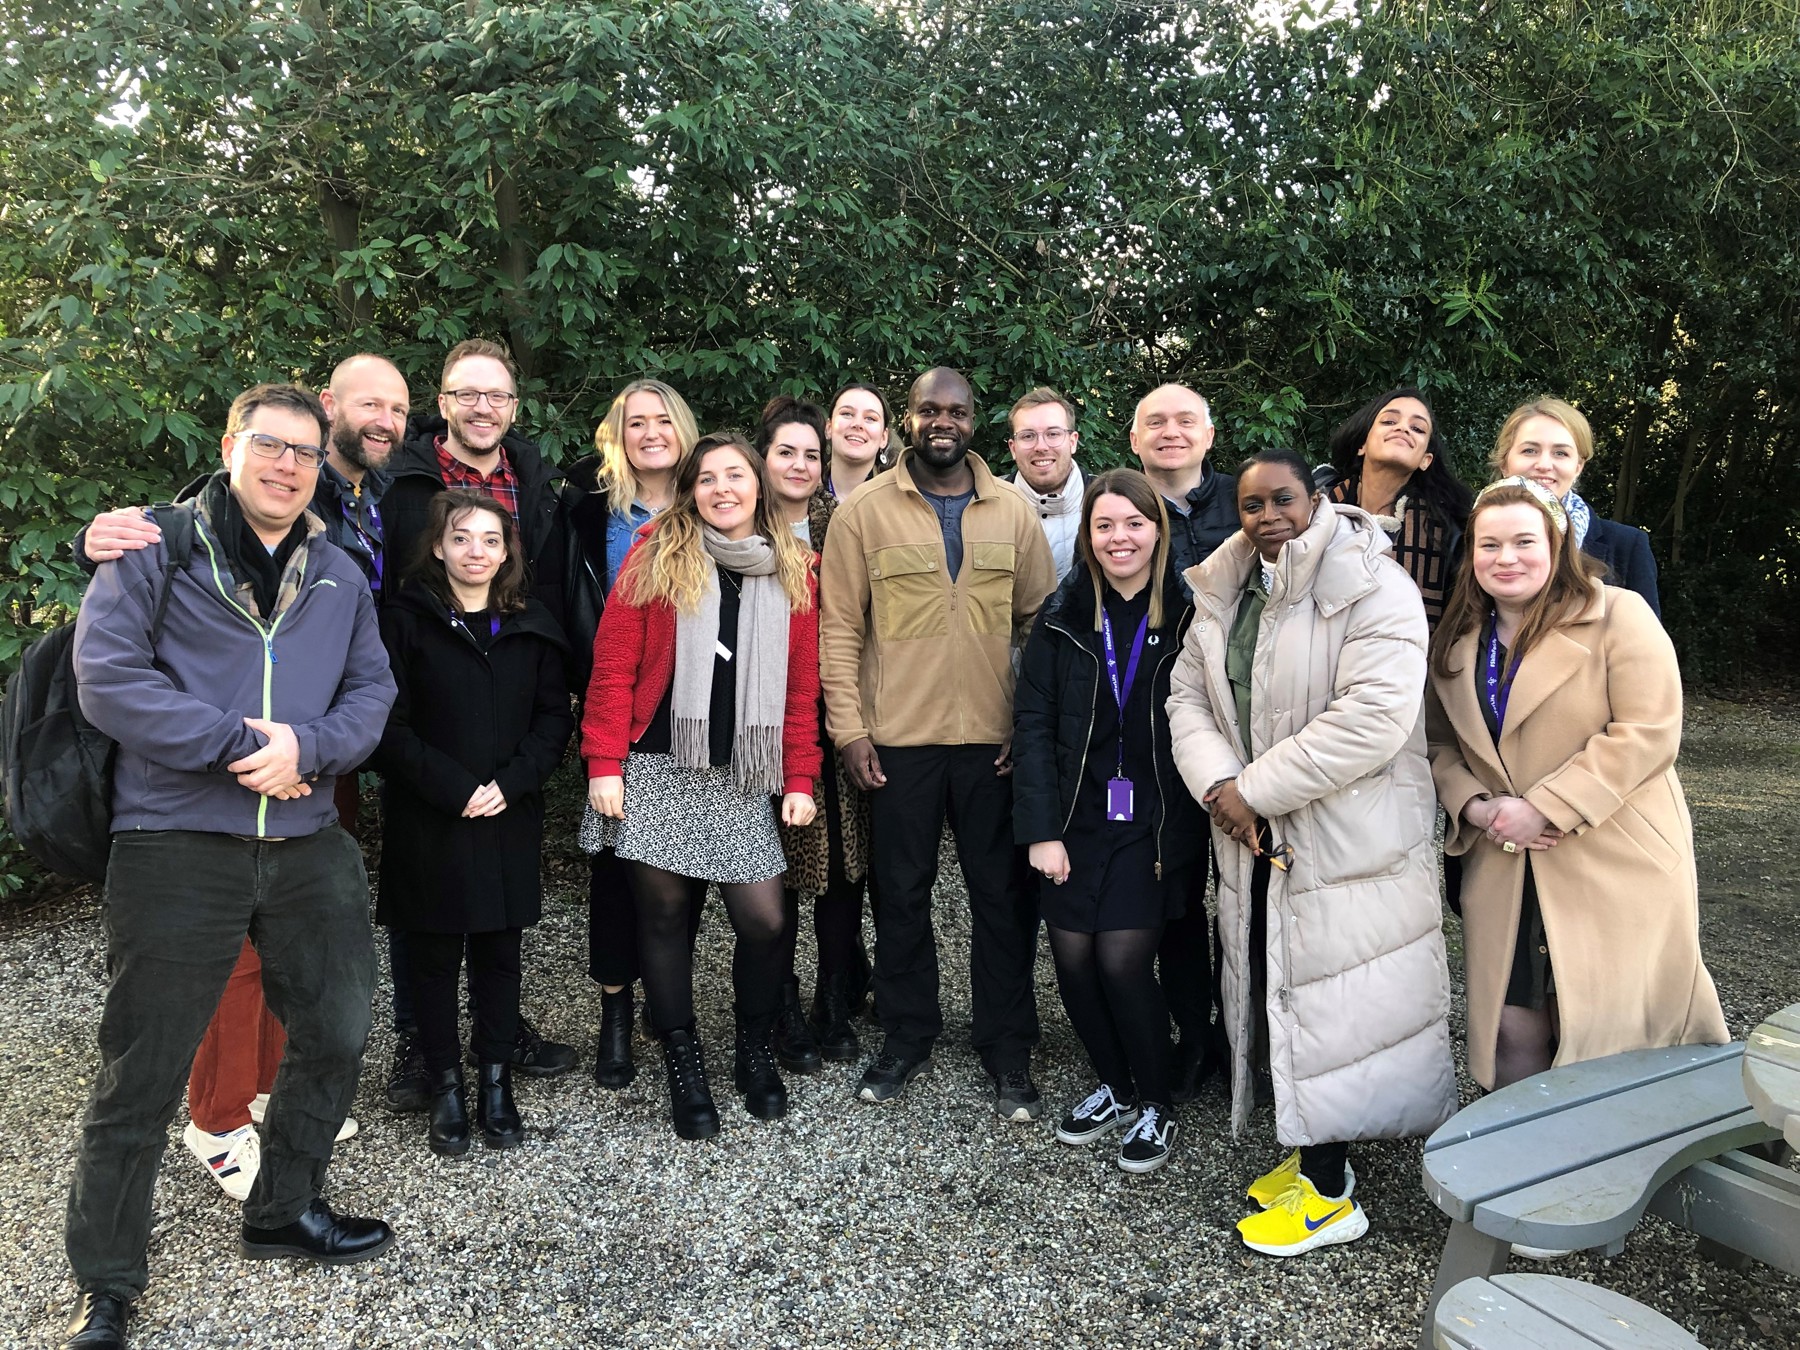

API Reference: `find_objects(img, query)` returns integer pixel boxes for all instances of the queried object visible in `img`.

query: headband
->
[1476,475,1567,535]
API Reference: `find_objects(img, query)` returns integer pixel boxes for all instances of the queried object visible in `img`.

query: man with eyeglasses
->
[1004,386,1084,580]
[59,384,398,1350]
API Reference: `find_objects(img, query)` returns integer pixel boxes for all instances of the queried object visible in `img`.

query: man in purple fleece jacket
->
[58,384,398,1350]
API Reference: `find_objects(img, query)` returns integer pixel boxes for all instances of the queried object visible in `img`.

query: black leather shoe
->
[385,1028,429,1113]
[771,978,822,1074]
[60,1293,128,1350]
[1172,1025,1230,1104]
[734,1013,789,1120]
[426,1067,470,1157]
[660,1025,719,1141]
[594,987,636,1089]
[240,1197,395,1264]
[809,972,861,1062]
[507,1015,578,1079]
[475,1061,525,1149]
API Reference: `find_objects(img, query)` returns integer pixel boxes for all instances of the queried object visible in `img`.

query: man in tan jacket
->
[819,367,1058,1118]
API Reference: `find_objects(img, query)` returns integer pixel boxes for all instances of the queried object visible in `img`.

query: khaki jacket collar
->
[891,447,1003,502]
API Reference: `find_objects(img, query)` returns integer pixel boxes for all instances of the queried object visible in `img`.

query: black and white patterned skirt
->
[578,753,787,884]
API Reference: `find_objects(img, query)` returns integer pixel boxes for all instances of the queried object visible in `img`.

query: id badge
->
[1106,776,1134,822]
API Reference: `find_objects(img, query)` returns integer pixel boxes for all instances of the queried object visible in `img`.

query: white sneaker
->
[183,1122,260,1202]
[1511,1242,1576,1260]
[247,1094,358,1143]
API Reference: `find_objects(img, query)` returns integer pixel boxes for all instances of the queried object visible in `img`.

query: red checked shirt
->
[434,437,521,523]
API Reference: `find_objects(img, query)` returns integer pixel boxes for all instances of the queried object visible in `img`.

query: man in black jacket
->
[1128,381,1236,1100]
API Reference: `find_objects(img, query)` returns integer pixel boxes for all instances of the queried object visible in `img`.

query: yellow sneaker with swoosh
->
[1236,1174,1369,1257]
[1246,1148,1357,1208]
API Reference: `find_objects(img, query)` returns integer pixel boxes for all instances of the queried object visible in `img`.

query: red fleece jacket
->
[580,548,822,797]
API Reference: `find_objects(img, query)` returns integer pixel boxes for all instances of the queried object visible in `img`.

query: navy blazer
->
[1582,516,1661,620]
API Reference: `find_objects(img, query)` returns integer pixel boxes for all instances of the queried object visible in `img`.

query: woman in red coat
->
[580,432,821,1140]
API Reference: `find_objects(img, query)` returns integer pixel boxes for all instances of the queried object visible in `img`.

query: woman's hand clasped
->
[589,775,624,819]
[780,792,816,828]
[1029,840,1070,886]
[463,780,507,818]
[1204,778,1260,851]
[1468,794,1562,851]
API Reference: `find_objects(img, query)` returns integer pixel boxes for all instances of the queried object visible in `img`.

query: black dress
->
[1478,625,1553,1008]
[1040,585,1186,932]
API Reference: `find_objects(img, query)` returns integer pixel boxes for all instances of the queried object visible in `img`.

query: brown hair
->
[1075,467,1172,630]
[1009,385,1077,429]
[618,432,813,614]
[410,488,529,615]
[1430,483,1604,679]
[1487,396,1593,477]
[440,338,519,391]
[226,382,329,446]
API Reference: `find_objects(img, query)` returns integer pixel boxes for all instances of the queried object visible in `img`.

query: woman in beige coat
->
[1426,477,1725,1092]
[1168,450,1457,1259]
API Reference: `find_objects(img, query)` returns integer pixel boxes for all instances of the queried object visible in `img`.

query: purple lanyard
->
[1100,608,1150,771]
[1483,615,1514,731]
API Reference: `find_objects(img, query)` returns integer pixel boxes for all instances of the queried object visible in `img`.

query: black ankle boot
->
[810,971,861,1062]
[594,987,636,1089]
[772,977,823,1074]
[660,1026,719,1141]
[474,1061,524,1149]
[734,1012,788,1120]
[426,1067,470,1157]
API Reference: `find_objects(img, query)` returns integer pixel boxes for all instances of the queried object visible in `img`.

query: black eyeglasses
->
[233,430,325,469]
[443,388,518,409]
[1256,824,1295,872]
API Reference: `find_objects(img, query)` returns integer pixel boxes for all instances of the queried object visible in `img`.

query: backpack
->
[1,506,197,882]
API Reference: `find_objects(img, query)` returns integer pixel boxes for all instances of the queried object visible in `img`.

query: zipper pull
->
[266,636,278,664]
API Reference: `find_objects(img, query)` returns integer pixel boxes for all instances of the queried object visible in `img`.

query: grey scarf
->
[672,526,789,794]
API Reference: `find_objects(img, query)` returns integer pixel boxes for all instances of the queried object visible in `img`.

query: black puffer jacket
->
[1011,564,1203,878]
[1161,464,1238,595]
[384,415,570,653]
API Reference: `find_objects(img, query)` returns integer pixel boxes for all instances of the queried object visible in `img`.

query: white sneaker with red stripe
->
[248,1093,357,1143]
[183,1121,260,1202]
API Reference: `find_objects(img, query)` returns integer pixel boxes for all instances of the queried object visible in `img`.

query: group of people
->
[53,344,1727,1350]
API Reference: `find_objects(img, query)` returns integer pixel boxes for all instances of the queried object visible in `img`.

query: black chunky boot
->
[426,1067,470,1157]
[809,971,861,1062]
[594,987,636,1089]
[771,977,822,1074]
[661,1026,719,1141]
[475,1062,524,1149]
[734,1012,789,1120]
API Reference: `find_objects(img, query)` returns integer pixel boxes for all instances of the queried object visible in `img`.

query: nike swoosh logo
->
[1305,1205,1348,1231]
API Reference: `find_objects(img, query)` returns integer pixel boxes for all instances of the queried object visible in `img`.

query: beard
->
[908,430,971,472]
[331,419,394,474]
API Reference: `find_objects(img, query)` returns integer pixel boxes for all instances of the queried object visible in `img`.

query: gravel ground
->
[3,695,1797,1349]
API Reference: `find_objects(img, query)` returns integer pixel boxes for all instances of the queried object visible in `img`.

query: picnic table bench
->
[1415,1042,1796,1350]
[1743,1003,1800,1152]
[1433,1273,1701,1349]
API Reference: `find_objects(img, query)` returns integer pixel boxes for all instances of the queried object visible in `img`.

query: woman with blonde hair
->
[580,432,822,1139]
[1427,477,1724,1093]
[1488,397,1660,616]
[564,378,700,1091]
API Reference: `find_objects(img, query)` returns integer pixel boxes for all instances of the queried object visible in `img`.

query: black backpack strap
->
[145,503,198,646]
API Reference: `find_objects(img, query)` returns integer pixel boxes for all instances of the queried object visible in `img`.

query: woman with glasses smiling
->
[1167,448,1455,1258]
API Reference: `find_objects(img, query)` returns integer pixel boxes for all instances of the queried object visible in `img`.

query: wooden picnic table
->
[1743,1003,1800,1151]
[1414,1042,1796,1350]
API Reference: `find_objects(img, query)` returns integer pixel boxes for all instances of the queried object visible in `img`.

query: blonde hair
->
[618,432,814,614]
[592,380,700,505]
[1488,396,1593,477]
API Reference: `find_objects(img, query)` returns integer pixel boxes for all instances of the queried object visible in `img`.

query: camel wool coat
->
[1426,581,1726,1089]
[1168,502,1458,1147]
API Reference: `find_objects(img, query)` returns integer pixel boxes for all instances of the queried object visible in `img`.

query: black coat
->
[1012,565,1203,878]
[374,582,573,934]
[384,416,571,659]
[559,455,616,699]
[1582,516,1662,620]
[1161,464,1239,597]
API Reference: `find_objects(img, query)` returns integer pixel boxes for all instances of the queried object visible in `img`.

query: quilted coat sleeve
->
[1165,603,1247,804]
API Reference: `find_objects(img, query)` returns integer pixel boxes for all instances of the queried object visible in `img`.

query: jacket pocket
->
[964,540,1017,637]
[868,544,946,642]
[1611,801,1680,874]
[1306,764,1408,885]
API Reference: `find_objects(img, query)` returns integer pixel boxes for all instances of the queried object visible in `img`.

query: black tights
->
[1047,924,1171,1106]
[628,861,787,1035]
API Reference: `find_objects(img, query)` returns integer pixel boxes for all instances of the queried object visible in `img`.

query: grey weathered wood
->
[1418,1221,1510,1350]
[1647,1149,1800,1278]
[1743,1003,1800,1151]
[1433,1274,1702,1349]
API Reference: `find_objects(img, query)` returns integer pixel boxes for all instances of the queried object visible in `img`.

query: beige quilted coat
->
[1168,502,1458,1147]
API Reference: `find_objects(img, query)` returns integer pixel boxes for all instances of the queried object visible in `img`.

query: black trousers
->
[867,744,1039,1072]
[1157,837,1220,1041]
[406,927,523,1073]
[783,756,868,985]
[587,846,637,988]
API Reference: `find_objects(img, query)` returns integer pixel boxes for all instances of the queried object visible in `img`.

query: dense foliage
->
[1,0,1795,892]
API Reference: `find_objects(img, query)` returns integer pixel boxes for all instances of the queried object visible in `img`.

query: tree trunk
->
[1613,307,1675,523]
[319,175,373,327]
[490,157,537,382]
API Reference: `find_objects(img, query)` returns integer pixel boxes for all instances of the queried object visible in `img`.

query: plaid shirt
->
[434,436,520,523]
